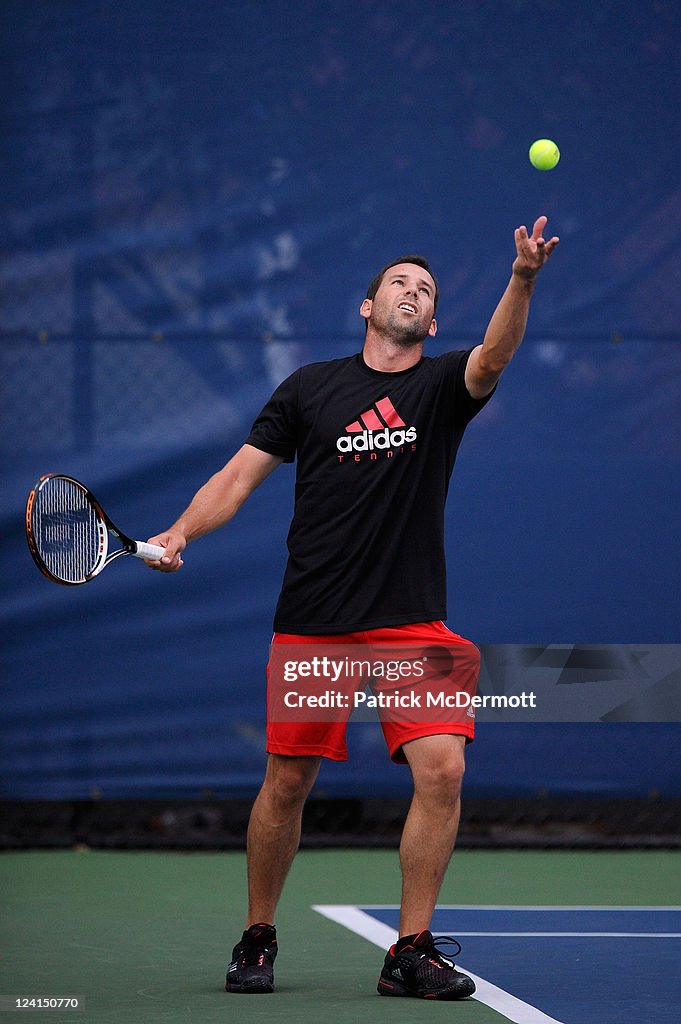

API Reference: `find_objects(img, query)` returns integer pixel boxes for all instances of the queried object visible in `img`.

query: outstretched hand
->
[513,216,559,279]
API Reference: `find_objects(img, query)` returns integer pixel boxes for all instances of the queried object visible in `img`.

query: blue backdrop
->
[2,1,680,798]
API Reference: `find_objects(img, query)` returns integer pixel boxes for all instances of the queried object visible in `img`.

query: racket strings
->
[33,478,102,582]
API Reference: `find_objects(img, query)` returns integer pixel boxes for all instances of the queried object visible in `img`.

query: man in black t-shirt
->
[147,216,559,999]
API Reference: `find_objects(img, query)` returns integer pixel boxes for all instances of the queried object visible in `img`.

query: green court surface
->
[1,849,679,1023]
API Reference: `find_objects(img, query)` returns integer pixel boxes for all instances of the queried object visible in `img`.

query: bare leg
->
[398,734,466,936]
[246,753,321,926]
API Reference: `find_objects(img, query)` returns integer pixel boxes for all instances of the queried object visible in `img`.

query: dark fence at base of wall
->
[2,797,679,851]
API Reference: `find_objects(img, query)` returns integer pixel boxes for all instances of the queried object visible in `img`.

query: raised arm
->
[464,215,559,400]
[146,444,283,572]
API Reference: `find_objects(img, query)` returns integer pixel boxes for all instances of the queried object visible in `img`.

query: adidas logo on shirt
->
[336,397,417,461]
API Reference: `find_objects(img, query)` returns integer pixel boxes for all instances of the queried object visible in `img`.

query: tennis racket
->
[25,473,165,586]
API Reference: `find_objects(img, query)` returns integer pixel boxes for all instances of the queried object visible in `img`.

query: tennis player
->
[147,216,559,999]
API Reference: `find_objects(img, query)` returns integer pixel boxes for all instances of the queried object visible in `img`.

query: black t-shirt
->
[245,348,494,634]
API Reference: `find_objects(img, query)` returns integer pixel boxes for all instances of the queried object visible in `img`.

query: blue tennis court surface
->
[316,904,681,1023]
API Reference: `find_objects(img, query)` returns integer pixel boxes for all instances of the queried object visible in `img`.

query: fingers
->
[515,225,538,263]
[532,215,548,239]
[159,550,184,571]
[514,225,529,253]
[145,533,186,572]
[531,216,561,257]
[514,219,559,266]
[515,223,543,247]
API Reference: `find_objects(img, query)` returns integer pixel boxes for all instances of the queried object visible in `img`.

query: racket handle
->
[133,541,166,561]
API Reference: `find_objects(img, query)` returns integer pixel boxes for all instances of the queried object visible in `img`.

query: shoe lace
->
[239,943,272,968]
[425,934,463,966]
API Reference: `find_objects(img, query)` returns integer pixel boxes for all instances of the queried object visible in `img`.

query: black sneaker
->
[225,923,278,993]
[377,930,475,1000]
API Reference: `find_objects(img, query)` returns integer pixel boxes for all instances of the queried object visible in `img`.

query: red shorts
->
[266,620,480,764]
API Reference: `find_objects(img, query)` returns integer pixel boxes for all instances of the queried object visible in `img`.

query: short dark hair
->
[365,254,439,310]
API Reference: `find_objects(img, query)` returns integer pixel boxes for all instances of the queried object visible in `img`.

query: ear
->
[360,298,372,320]
[428,318,437,337]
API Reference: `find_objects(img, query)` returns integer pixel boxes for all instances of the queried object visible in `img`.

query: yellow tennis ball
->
[529,138,560,170]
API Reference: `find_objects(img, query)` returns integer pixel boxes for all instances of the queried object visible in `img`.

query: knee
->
[264,755,319,808]
[413,747,465,804]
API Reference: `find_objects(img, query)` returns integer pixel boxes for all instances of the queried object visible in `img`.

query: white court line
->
[313,905,567,1024]
[445,932,681,938]
[364,904,681,911]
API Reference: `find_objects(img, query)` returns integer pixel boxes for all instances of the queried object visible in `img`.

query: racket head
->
[25,474,109,585]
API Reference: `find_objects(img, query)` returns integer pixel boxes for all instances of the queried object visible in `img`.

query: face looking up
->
[361,263,438,347]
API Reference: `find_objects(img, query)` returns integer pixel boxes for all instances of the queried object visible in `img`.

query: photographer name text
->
[283,690,538,709]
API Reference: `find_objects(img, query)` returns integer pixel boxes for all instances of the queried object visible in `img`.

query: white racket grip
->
[133,541,166,561]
